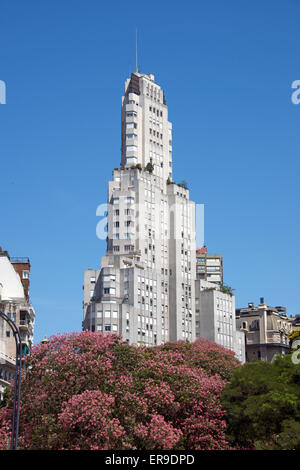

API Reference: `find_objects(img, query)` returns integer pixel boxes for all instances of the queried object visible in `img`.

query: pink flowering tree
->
[0,332,239,450]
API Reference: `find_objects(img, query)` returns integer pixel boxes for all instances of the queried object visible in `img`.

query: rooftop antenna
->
[135,28,138,73]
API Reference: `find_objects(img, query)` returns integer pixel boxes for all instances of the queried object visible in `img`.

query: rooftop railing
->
[10,257,30,263]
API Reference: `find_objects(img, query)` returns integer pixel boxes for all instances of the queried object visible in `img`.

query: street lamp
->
[0,311,22,450]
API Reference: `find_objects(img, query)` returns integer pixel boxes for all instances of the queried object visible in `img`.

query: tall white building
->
[83,72,197,345]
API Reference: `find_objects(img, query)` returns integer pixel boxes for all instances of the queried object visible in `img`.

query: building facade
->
[196,246,223,285]
[195,279,245,363]
[236,298,291,362]
[0,249,35,400]
[288,314,300,334]
[83,72,197,345]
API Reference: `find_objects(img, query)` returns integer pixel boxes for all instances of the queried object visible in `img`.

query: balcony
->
[19,319,29,331]
[126,103,137,113]
[20,330,28,341]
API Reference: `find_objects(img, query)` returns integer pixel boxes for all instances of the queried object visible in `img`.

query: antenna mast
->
[136,28,138,73]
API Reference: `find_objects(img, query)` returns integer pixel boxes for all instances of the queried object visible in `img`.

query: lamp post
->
[0,311,22,450]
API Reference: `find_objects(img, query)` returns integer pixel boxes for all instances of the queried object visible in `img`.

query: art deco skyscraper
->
[83,72,196,345]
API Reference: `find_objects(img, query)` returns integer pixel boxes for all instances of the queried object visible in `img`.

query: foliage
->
[0,387,10,409]
[221,354,300,450]
[0,332,239,450]
[130,164,142,171]
[289,329,300,345]
[145,162,154,173]
[177,181,188,190]
[0,407,10,450]
[220,284,234,297]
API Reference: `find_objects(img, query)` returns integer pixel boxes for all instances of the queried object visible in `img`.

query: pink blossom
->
[0,331,239,450]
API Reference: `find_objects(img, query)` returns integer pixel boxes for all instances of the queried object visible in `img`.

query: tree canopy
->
[0,332,239,450]
[221,353,300,450]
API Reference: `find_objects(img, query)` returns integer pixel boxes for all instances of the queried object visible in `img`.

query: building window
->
[22,271,30,279]
[126,112,137,118]
[125,245,134,251]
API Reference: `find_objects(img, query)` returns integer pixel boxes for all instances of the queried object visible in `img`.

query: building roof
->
[0,256,25,301]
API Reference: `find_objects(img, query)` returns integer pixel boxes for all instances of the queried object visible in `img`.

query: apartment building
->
[195,279,245,363]
[236,298,291,362]
[196,246,223,285]
[0,249,35,400]
[83,71,197,345]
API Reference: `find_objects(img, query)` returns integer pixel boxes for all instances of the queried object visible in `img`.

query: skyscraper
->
[83,72,197,345]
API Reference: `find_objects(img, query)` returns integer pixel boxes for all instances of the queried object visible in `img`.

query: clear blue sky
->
[0,0,299,343]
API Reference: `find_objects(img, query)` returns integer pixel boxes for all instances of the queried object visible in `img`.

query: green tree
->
[289,329,300,346]
[221,354,300,449]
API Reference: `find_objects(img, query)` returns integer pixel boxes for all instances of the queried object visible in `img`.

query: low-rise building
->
[195,279,245,363]
[0,249,35,400]
[236,298,291,363]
